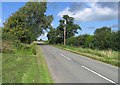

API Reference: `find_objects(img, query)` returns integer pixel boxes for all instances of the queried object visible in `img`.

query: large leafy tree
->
[67,36,78,46]
[93,27,112,49]
[63,15,81,38]
[4,2,53,43]
[76,34,94,48]
[47,27,59,44]
[110,30,120,51]
[48,15,81,44]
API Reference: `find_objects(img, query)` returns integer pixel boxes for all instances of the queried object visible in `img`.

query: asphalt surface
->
[40,45,119,84]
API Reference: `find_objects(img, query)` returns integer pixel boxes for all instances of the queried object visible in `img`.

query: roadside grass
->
[2,43,53,83]
[14,43,36,55]
[55,45,119,67]
[36,46,53,83]
[2,54,37,83]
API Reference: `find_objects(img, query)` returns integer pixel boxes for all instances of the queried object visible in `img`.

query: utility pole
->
[64,20,66,45]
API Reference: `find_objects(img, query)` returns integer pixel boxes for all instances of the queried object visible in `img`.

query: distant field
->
[55,45,119,67]
[2,45,53,83]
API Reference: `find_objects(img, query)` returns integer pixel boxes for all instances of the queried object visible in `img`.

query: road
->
[40,45,119,84]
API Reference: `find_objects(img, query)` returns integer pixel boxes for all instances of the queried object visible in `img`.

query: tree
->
[47,27,59,44]
[63,15,81,38]
[93,27,111,50]
[110,30,120,51]
[84,35,94,48]
[48,15,81,44]
[67,36,77,46]
[4,2,53,43]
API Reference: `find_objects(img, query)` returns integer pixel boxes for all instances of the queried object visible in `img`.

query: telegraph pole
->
[64,20,66,45]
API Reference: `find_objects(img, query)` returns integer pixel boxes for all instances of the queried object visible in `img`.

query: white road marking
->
[82,65,116,84]
[60,54,71,60]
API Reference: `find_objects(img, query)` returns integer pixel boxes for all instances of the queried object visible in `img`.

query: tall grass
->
[14,43,37,55]
[56,45,119,67]
[2,54,37,83]
[2,43,53,83]
[2,42,37,83]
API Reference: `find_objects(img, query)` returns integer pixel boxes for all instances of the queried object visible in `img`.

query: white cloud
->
[37,32,48,41]
[51,23,53,26]
[58,2,118,22]
[58,7,73,18]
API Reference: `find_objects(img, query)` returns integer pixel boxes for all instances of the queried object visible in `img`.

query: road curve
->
[40,45,119,84]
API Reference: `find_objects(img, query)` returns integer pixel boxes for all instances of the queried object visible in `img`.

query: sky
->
[0,1,119,40]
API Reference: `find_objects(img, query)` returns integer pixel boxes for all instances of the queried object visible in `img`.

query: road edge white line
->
[60,54,71,60]
[82,65,116,84]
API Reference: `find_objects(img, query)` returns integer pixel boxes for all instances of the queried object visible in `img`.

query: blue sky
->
[1,1,118,40]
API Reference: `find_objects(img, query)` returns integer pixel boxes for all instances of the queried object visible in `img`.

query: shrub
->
[29,42,37,55]
[2,32,18,53]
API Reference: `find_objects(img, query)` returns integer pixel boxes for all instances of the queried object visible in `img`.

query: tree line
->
[47,15,120,51]
[1,2,119,51]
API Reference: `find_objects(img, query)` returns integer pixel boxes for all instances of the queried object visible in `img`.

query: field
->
[55,45,119,67]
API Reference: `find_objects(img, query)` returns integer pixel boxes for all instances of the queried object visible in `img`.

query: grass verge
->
[36,46,53,83]
[2,44,53,83]
[54,45,119,67]
[2,54,37,83]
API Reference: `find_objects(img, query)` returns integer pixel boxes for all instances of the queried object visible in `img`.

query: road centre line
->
[60,54,71,60]
[82,65,117,84]
[55,48,117,84]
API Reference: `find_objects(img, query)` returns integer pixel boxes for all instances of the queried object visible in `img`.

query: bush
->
[14,42,37,55]
[67,37,78,46]
[2,32,18,53]
[29,42,37,55]
[2,31,37,55]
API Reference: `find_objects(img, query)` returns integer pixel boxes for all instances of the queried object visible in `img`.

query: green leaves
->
[48,15,81,44]
[94,27,112,50]
[4,2,53,44]
[62,15,81,38]
[48,25,120,51]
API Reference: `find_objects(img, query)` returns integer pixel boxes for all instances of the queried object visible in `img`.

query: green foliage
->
[14,43,37,55]
[2,30,37,55]
[76,34,94,48]
[84,35,94,48]
[29,43,37,55]
[2,54,36,83]
[66,34,94,48]
[50,26,119,51]
[2,30,18,42]
[47,28,59,44]
[56,45,119,67]
[93,27,112,50]
[48,15,81,44]
[67,37,78,46]
[2,46,53,83]
[62,15,81,38]
[4,2,53,43]
[110,30,120,51]
[2,31,19,53]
